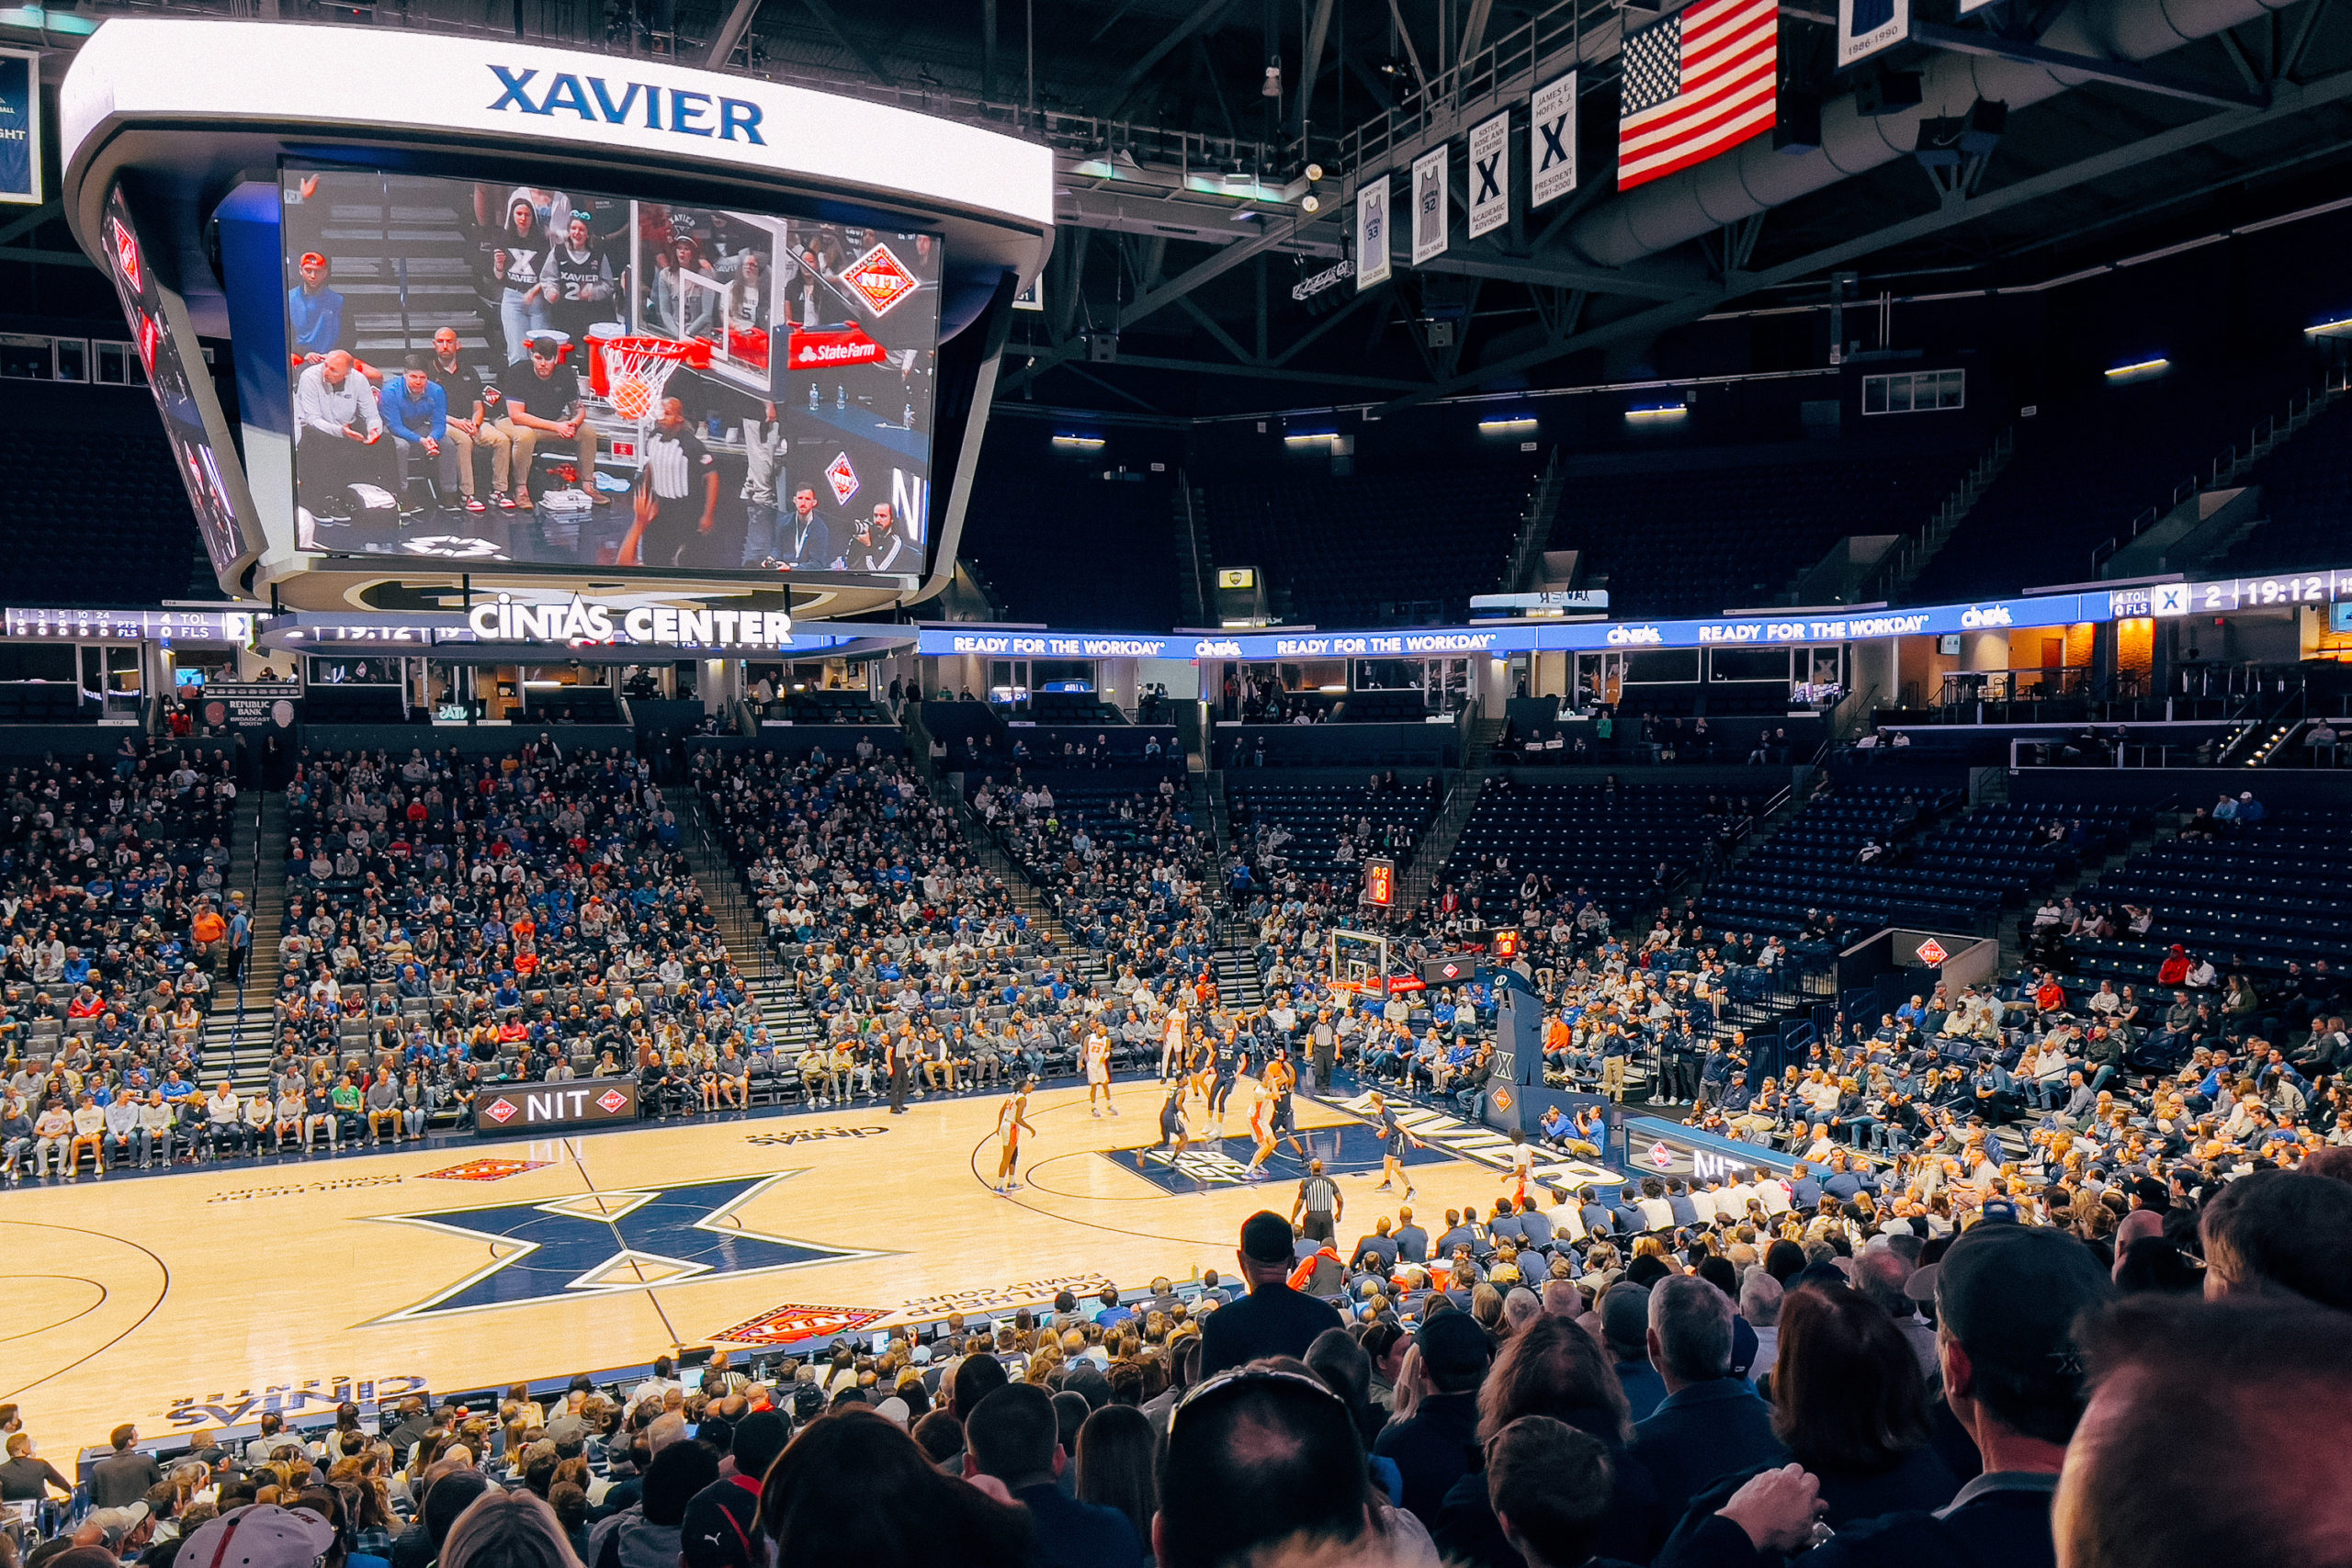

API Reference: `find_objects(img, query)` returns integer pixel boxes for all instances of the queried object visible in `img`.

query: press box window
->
[1861,368,1964,415]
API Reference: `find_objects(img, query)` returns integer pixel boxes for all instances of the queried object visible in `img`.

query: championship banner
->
[1410,145,1449,265]
[1467,111,1511,239]
[1355,175,1393,290]
[1531,73,1578,208]
[0,49,37,206]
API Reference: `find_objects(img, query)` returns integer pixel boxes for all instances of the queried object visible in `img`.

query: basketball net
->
[593,335,711,429]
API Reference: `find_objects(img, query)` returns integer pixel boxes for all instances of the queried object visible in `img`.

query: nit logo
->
[825,452,861,506]
[844,244,920,315]
[482,1098,518,1124]
[1490,1087,1514,1112]
[713,1303,889,1347]
[1647,1140,1675,1170]
[596,1089,630,1113]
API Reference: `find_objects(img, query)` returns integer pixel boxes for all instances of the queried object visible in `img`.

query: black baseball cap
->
[1415,1308,1495,1384]
[1909,1222,2111,1383]
[1241,1211,1295,1265]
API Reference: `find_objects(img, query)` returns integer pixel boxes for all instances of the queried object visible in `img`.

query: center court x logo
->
[362,1173,882,1323]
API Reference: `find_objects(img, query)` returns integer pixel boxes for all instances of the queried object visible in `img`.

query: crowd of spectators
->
[0,747,245,1179]
[8,1159,2346,1568]
[255,741,766,1141]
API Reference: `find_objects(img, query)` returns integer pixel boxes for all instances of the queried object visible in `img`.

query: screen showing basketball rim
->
[277,164,943,580]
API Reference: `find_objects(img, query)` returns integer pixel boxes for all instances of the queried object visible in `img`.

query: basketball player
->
[992,1077,1037,1193]
[1501,1128,1535,1210]
[1159,1008,1187,1082]
[623,397,720,568]
[1266,1051,1308,1161]
[1242,1077,1279,1179]
[1083,1028,1116,1118]
[1368,1089,1423,1198]
[1138,1079,1191,1169]
[1206,1035,1246,1138]
[1185,1032,1217,1108]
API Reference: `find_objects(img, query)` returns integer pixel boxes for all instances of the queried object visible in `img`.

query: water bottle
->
[903,402,915,428]
[835,384,845,410]
[808,382,820,411]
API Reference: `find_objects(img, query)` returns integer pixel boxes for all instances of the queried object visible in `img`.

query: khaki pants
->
[496,417,598,501]
[1600,1055,1627,1100]
[449,421,512,497]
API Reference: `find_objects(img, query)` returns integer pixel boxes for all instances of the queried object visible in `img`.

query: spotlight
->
[1305,162,1325,182]
[1302,193,1320,212]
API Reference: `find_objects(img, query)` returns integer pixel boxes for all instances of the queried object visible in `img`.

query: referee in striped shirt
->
[1293,1157,1342,1243]
[625,396,720,568]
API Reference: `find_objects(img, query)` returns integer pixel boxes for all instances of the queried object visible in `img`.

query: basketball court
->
[0,1077,1611,1455]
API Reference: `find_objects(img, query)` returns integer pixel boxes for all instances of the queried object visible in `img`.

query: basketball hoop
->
[591,334,712,423]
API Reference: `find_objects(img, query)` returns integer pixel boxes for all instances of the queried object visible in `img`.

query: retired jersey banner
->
[1467,112,1511,239]
[1531,73,1578,208]
[1838,0,1909,67]
[1355,175,1393,290]
[1410,145,1449,265]
[0,50,37,206]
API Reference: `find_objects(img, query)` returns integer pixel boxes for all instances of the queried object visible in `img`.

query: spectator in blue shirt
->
[288,251,353,366]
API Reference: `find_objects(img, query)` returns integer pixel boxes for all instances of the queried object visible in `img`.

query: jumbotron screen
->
[278,165,943,579]
[102,184,250,578]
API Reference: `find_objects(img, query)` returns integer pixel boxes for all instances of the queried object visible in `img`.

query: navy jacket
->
[1632,1377,1790,1524]
[1372,1389,1482,1527]
[1653,1471,2056,1568]
[1013,1482,1145,1568]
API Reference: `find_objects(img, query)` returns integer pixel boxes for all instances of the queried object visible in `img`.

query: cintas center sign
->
[468,593,793,649]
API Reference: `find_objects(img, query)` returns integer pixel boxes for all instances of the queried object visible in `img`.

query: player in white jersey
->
[1159,1009,1187,1081]
[1084,1030,1117,1118]
[993,1077,1037,1193]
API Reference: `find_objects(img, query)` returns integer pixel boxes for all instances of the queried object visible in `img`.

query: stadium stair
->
[322,176,498,366]
[212,790,287,1093]
[1396,774,1486,912]
[673,792,822,1053]
[949,799,1115,993]
[1211,924,1266,1010]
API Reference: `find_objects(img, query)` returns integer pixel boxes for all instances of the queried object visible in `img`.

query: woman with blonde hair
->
[442,1488,582,1568]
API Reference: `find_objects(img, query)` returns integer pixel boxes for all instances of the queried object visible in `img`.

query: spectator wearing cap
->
[966,1384,1141,1568]
[1662,1220,2114,1568]
[584,1439,718,1568]
[1600,1285,1667,1422]
[1374,1309,1495,1526]
[1631,1277,1786,1525]
[177,1506,339,1568]
[379,355,461,516]
[1195,1211,1343,1377]
[679,1412,790,1568]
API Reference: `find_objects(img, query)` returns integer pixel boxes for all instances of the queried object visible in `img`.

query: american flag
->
[1616,0,1780,191]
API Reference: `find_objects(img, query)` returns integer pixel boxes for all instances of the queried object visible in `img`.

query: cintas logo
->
[1606,625,1664,646]
[1959,604,2014,629]
[486,65,765,143]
